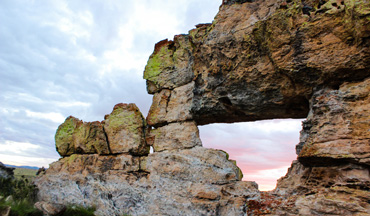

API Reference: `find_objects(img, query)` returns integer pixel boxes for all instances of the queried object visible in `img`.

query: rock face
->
[36,104,254,216]
[55,103,148,157]
[36,0,370,215]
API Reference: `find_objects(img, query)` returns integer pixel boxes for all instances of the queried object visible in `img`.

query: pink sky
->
[199,119,302,191]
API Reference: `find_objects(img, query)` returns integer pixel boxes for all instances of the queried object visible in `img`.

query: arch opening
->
[199,118,304,191]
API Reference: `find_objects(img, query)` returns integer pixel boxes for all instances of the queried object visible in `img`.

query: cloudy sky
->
[0,0,303,191]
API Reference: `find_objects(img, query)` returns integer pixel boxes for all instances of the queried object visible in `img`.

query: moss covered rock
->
[73,121,109,155]
[103,103,149,155]
[55,116,80,156]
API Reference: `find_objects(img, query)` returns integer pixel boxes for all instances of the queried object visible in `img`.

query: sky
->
[0,0,303,191]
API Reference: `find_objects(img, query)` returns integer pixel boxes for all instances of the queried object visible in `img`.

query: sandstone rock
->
[146,82,194,126]
[103,103,149,155]
[45,154,140,175]
[55,116,110,156]
[143,35,194,94]
[274,161,370,215]
[145,147,243,184]
[73,121,109,155]
[34,201,66,216]
[298,78,370,166]
[146,121,201,152]
[145,0,370,125]
[55,116,80,156]
[35,148,255,216]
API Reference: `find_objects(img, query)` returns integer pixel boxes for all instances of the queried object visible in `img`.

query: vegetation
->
[0,175,98,215]
[62,205,96,216]
[0,176,42,216]
[13,168,37,182]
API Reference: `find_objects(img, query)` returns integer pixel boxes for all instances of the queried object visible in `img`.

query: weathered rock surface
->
[299,78,370,166]
[147,82,194,127]
[145,0,370,126]
[36,147,255,216]
[55,103,149,157]
[103,103,148,155]
[146,121,201,152]
[37,0,370,215]
[55,116,110,156]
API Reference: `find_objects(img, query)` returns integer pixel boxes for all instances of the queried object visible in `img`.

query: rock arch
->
[35,0,370,215]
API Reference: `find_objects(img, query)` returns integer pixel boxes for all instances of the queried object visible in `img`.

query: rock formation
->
[36,104,255,215]
[35,0,370,215]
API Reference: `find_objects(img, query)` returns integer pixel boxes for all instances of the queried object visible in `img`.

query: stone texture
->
[45,154,140,175]
[144,0,370,125]
[35,148,255,216]
[103,103,149,155]
[55,117,109,156]
[298,78,370,166]
[144,147,243,183]
[34,201,66,216]
[146,82,194,127]
[146,121,201,152]
[272,160,370,215]
[74,121,110,155]
[143,35,194,94]
[55,116,80,156]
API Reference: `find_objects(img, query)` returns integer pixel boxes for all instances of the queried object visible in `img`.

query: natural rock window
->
[35,0,370,215]
[199,119,303,191]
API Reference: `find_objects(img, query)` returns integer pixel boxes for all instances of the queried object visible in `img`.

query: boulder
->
[146,121,202,152]
[103,103,149,155]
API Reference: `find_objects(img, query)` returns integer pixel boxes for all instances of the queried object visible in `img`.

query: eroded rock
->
[103,103,149,155]
[147,82,194,126]
[145,147,243,183]
[55,116,80,156]
[298,78,370,166]
[146,121,201,152]
[37,0,370,215]
[55,117,109,156]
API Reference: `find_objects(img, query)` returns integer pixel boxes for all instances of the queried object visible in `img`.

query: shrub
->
[0,177,42,216]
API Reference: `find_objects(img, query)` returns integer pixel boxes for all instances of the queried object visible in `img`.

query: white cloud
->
[0,0,221,168]
[0,153,57,168]
[25,110,65,123]
[0,140,40,154]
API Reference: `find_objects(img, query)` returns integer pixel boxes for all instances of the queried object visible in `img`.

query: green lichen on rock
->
[105,105,144,133]
[103,103,149,155]
[143,44,174,85]
[345,0,370,16]
[55,116,79,157]
[73,121,109,155]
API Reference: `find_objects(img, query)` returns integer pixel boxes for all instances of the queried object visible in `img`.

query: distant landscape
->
[5,164,39,170]
[5,164,38,181]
